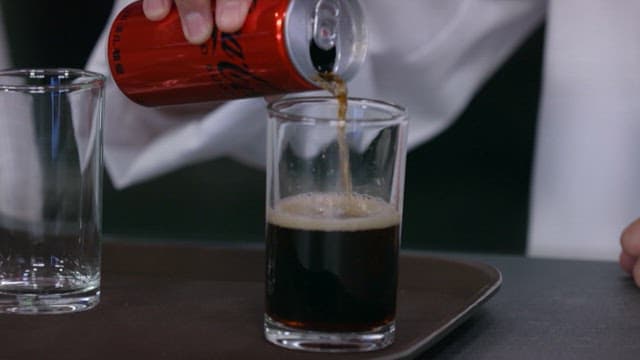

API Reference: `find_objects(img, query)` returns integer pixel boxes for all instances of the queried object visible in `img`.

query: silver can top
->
[285,0,367,84]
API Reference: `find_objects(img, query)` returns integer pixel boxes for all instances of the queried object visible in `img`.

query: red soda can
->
[108,0,366,106]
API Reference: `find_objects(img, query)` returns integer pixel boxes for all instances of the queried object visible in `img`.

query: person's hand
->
[620,218,640,287]
[142,0,252,44]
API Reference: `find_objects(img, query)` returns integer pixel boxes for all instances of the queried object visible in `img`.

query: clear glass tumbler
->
[264,96,408,352]
[0,69,104,314]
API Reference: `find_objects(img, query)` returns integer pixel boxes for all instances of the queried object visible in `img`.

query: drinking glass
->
[0,69,104,314]
[264,96,408,352]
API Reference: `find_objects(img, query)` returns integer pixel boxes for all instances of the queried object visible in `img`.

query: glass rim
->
[0,68,105,92]
[267,96,407,124]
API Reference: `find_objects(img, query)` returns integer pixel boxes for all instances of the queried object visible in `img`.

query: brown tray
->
[0,242,501,359]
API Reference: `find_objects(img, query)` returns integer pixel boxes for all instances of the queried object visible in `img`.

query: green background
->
[1,1,543,254]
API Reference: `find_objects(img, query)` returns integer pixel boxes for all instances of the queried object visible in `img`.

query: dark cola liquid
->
[314,73,351,194]
[265,193,400,332]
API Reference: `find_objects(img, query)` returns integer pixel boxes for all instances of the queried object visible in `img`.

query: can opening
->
[310,39,336,74]
[285,0,365,86]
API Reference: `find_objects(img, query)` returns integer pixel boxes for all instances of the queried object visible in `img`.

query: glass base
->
[0,287,99,314]
[264,315,395,352]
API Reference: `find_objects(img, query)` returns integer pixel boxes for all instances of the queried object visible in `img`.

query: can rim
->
[285,0,367,86]
[0,68,105,93]
[267,96,407,124]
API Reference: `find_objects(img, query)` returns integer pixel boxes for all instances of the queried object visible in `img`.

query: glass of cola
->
[264,96,408,352]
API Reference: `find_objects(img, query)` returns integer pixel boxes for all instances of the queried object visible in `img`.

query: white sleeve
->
[87,0,268,189]
[87,0,545,189]
[349,0,546,149]
[528,0,640,260]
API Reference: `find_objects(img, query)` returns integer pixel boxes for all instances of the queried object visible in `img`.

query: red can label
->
[108,0,317,106]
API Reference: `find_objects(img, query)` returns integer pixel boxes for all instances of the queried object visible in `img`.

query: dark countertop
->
[1,240,638,359]
[422,253,640,360]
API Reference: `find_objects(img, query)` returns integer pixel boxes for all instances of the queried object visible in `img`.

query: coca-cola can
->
[107,0,367,106]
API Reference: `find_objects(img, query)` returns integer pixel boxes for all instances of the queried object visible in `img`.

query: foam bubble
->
[268,192,401,232]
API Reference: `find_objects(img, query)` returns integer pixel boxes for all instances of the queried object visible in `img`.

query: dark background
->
[0,0,544,254]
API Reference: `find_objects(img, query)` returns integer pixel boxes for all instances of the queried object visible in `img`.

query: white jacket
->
[84,0,640,260]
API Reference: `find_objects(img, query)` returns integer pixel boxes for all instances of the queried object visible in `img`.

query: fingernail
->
[222,0,242,12]
[143,0,170,20]
[183,12,211,43]
[218,1,243,30]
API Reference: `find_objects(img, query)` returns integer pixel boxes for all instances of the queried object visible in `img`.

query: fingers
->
[215,0,252,33]
[620,218,640,287]
[619,251,636,274]
[621,218,640,257]
[633,260,640,288]
[143,0,251,44]
[175,0,214,45]
[143,0,172,21]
